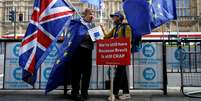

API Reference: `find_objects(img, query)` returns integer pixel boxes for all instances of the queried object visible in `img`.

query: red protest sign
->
[96,38,131,65]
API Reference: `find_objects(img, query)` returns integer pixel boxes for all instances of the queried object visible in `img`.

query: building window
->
[24,7,32,21]
[176,0,190,16]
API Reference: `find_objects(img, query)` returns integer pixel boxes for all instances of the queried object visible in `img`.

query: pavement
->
[0,88,201,101]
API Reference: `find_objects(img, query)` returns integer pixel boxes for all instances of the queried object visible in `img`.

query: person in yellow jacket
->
[104,13,131,40]
[104,11,132,100]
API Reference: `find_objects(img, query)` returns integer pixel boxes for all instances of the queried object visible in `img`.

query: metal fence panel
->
[180,40,201,98]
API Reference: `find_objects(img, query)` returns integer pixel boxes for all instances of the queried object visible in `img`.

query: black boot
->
[81,93,88,100]
[71,94,85,101]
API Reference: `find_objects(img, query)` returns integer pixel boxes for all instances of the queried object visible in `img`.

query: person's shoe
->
[118,94,131,100]
[71,94,85,101]
[107,94,117,101]
[81,94,88,100]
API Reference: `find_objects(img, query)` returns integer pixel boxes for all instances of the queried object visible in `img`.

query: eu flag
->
[45,19,88,93]
[150,0,177,29]
[123,0,177,38]
[123,0,177,52]
[123,0,151,38]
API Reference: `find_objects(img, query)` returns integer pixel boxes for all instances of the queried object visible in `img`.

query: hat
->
[110,11,124,21]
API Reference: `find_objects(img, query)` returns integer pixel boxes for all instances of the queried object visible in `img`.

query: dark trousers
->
[71,46,93,96]
[113,65,129,95]
[64,61,72,95]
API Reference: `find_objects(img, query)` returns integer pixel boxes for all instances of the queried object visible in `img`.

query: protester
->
[104,11,132,100]
[70,8,95,101]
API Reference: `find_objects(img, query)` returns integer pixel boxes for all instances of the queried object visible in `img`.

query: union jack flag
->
[19,0,74,85]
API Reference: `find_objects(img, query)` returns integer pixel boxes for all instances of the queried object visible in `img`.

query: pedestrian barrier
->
[179,39,201,98]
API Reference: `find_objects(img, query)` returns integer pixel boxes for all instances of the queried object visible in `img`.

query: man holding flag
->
[45,8,95,101]
[69,8,95,101]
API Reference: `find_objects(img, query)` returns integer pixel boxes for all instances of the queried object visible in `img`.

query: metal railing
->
[179,38,201,98]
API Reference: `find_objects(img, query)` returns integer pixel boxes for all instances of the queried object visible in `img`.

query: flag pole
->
[161,25,165,40]
[100,8,103,23]
[110,68,115,101]
[100,0,105,23]
[176,20,181,41]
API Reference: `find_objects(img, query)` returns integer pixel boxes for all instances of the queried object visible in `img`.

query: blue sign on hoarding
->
[13,67,21,80]
[43,67,51,80]
[48,46,57,57]
[175,48,186,61]
[13,44,20,57]
[142,44,155,57]
[143,68,156,81]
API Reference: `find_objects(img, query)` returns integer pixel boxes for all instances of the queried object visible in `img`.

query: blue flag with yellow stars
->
[150,0,177,29]
[123,0,177,52]
[45,19,88,93]
[123,0,177,37]
[123,0,151,38]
